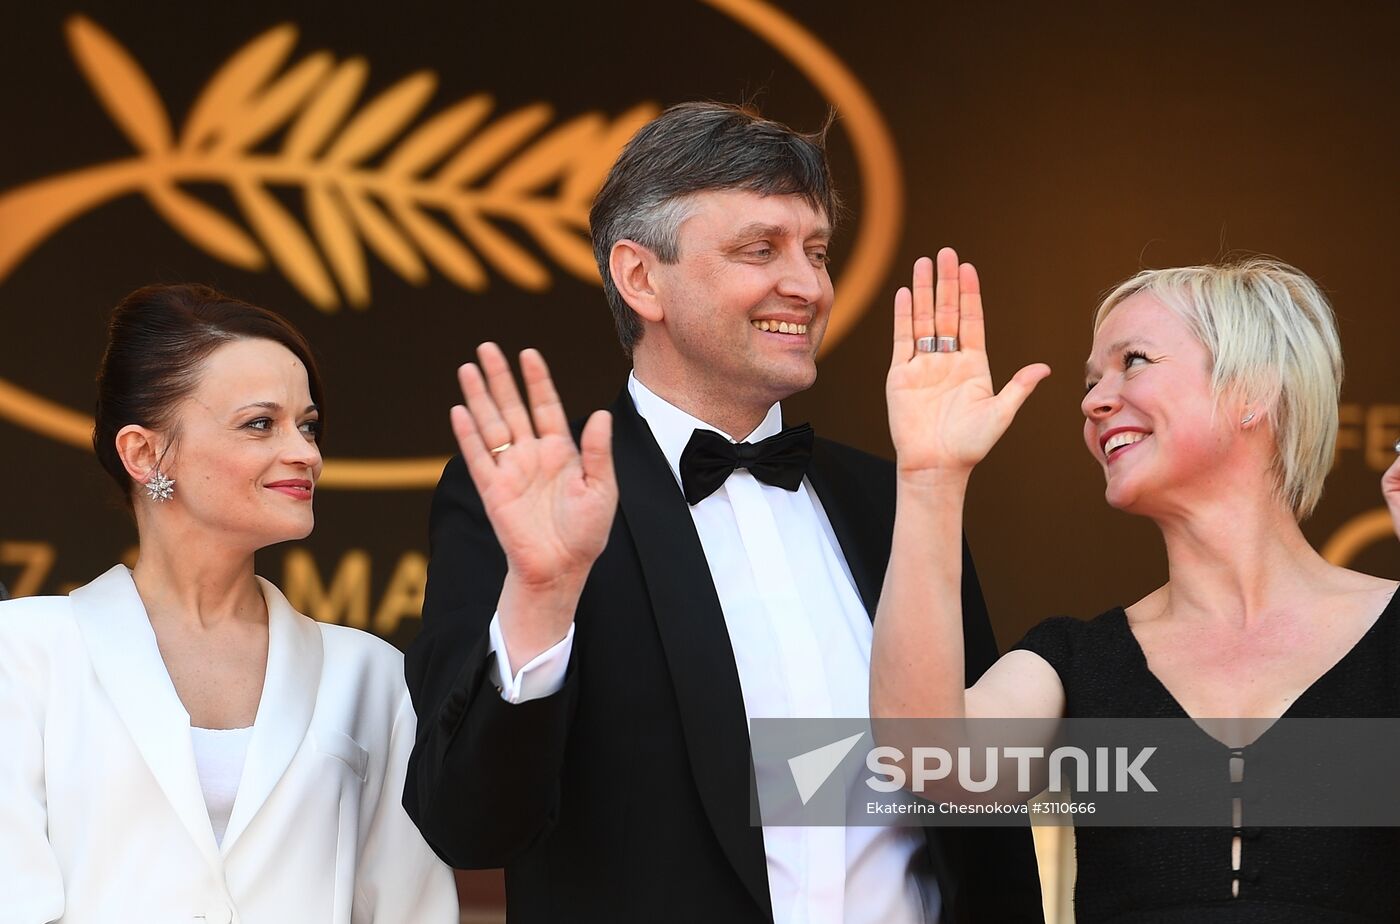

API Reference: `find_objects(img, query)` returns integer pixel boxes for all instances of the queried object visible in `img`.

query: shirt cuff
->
[487,613,575,704]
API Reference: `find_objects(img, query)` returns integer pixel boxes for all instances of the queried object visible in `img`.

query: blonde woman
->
[870,250,1399,921]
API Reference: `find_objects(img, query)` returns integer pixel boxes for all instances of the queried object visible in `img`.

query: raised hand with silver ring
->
[886,247,1052,478]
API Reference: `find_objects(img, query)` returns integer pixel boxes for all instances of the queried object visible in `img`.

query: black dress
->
[1013,591,1400,923]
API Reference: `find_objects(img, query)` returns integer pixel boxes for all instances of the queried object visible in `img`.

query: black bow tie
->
[678,423,815,505]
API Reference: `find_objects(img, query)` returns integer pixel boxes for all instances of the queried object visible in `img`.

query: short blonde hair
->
[1094,258,1343,520]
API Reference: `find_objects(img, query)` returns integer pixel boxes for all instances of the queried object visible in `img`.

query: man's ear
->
[609,239,665,324]
[114,425,166,484]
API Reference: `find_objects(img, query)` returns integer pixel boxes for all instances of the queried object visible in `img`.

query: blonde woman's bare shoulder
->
[1122,584,1170,626]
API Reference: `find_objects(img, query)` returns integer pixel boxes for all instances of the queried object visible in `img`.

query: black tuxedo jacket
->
[404,390,1044,922]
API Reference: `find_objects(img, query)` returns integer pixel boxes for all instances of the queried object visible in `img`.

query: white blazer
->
[0,565,458,924]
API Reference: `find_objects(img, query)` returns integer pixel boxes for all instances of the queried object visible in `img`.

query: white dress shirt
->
[488,374,936,924]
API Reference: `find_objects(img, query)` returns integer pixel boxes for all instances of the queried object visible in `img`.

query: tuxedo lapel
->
[220,577,322,854]
[68,566,224,875]
[805,442,892,619]
[609,391,772,920]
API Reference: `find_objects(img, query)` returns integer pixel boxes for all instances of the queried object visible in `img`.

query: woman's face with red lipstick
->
[159,337,322,547]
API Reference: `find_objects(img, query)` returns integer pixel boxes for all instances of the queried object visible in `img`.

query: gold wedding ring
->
[489,441,513,456]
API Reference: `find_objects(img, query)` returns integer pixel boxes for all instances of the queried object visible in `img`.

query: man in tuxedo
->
[404,102,1043,922]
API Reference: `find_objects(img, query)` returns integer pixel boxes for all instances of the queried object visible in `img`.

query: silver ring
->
[1394,437,1400,455]
[489,441,513,456]
[915,336,959,353]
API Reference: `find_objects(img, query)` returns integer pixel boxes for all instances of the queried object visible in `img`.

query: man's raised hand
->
[451,343,617,662]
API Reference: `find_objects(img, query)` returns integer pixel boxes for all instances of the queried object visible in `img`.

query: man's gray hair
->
[589,102,840,355]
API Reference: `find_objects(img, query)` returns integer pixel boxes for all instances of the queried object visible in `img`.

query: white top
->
[190,726,252,846]
[488,373,937,924]
[0,565,459,924]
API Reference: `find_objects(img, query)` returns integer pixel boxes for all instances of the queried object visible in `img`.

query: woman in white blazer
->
[0,284,458,924]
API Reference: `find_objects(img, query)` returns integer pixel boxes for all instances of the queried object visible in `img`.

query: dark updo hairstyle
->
[93,284,324,507]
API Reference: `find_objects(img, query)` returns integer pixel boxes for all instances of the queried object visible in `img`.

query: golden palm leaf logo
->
[0,1,905,490]
[0,16,659,309]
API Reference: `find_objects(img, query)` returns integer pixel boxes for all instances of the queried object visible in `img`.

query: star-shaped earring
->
[145,469,175,502]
